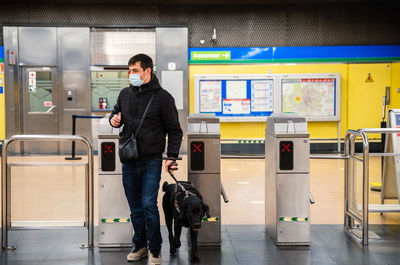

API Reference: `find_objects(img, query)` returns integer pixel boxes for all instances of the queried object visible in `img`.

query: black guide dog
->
[162,180,210,262]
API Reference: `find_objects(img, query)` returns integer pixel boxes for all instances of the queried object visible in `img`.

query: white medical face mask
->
[129,73,144,87]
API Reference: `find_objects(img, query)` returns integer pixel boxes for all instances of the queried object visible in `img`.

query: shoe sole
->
[127,253,147,262]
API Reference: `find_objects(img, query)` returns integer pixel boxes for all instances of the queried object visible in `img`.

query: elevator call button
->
[101,142,115,171]
[190,141,204,171]
[279,141,293,170]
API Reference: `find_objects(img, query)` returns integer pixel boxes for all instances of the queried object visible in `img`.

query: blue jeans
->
[122,158,162,251]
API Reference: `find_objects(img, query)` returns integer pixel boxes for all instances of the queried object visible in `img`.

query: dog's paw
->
[191,254,200,263]
[174,240,181,248]
[169,247,176,256]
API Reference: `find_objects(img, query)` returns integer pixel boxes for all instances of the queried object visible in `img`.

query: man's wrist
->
[166,157,177,161]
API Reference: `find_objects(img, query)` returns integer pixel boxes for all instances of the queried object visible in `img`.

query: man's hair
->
[128,54,153,74]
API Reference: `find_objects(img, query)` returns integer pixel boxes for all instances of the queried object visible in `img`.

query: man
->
[110,54,183,265]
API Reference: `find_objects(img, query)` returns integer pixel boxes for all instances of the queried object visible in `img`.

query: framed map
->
[278,74,340,121]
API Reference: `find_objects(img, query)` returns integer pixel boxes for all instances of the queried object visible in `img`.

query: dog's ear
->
[202,203,211,218]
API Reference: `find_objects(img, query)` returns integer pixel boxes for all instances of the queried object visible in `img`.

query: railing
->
[343,129,369,245]
[344,128,400,246]
[1,135,94,250]
[310,128,400,246]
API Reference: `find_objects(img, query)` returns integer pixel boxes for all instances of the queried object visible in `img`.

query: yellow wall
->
[189,63,400,140]
[391,63,400,109]
[348,63,392,139]
[0,71,4,140]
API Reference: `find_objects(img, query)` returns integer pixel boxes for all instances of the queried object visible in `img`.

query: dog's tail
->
[162,181,169,192]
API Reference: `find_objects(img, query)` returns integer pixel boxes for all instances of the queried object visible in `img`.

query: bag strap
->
[134,93,155,138]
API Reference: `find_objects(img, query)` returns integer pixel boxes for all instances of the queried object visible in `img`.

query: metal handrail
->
[344,128,400,246]
[1,135,94,250]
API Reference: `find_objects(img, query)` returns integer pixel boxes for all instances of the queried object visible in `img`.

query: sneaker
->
[148,249,162,265]
[127,246,147,262]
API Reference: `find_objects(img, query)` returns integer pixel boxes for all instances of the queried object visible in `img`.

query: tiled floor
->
[1,225,400,265]
[1,155,400,264]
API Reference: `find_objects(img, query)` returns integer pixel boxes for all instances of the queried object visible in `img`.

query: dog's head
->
[181,197,211,231]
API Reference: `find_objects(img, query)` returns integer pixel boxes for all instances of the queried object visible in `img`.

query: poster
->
[226,80,247,99]
[200,81,222,112]
[251,80,273,112]
[223,99,251,114]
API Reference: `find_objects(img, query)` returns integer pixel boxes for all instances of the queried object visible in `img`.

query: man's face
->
[128,62,151,84]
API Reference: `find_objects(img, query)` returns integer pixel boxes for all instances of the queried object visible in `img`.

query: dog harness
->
[169,172,198,215]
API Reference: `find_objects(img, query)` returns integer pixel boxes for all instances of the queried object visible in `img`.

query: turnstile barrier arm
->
[221,183,229,203]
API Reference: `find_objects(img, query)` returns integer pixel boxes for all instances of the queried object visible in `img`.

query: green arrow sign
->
[191,51,231,61]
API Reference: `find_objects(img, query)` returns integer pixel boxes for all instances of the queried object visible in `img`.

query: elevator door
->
[22,67,59,153]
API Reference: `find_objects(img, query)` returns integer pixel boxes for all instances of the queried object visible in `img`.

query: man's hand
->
[111,112,121,127]
[165,159,178,173]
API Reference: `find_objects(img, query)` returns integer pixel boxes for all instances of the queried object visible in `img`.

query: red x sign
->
[281,143,291,152]
[104,144,113,153]
[193,143,202,152]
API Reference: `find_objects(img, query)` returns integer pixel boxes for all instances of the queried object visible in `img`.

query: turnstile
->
[187,114,221,246]
[265,114,310,246]
[98,116,132,247]
[382,109,400,203]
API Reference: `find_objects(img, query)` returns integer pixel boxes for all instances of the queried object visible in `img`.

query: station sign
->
[189,45,400,64]
[191,51,231,61]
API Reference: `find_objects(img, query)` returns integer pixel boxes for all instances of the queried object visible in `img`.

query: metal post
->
[349,135,356,229]
[361,132,369,246]
[1,150,15,250]
[1,135,94,250]
[344,133,350,229]
[66,115,82,160]
[338,120,341,153]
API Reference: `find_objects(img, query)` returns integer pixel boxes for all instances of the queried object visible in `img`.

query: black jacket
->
[110,75,183,161]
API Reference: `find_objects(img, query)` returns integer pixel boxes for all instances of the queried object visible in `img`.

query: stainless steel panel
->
[18,27,57,66]
[90,29,156,66]
[98,174,132,247]
[58,27,91,154]
[265,118,310,245]
[22,67,59,153]
[58,28,89,71]
[276,174,310,244]
[265,133,277,241]
[61,71,90,108]
[3,26,20,153]
[188,137,220,174]
[156,28,188,154]
[188,173,221,245]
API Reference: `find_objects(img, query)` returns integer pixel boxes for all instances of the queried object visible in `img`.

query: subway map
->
[281,78,336,117]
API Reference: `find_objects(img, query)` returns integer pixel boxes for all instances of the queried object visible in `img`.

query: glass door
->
[22,67,59,153]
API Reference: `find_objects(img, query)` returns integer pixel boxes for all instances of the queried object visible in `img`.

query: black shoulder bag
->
[118,93,155,163]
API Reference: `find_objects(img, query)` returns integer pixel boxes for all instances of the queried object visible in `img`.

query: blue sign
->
[0,46,3,60]
[189,45,400,63]
[0,87,3,94]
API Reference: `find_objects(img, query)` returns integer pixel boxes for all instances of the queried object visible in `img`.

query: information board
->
[194,73,340,122]
[277,74,340,121]
[194,74,275,122]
